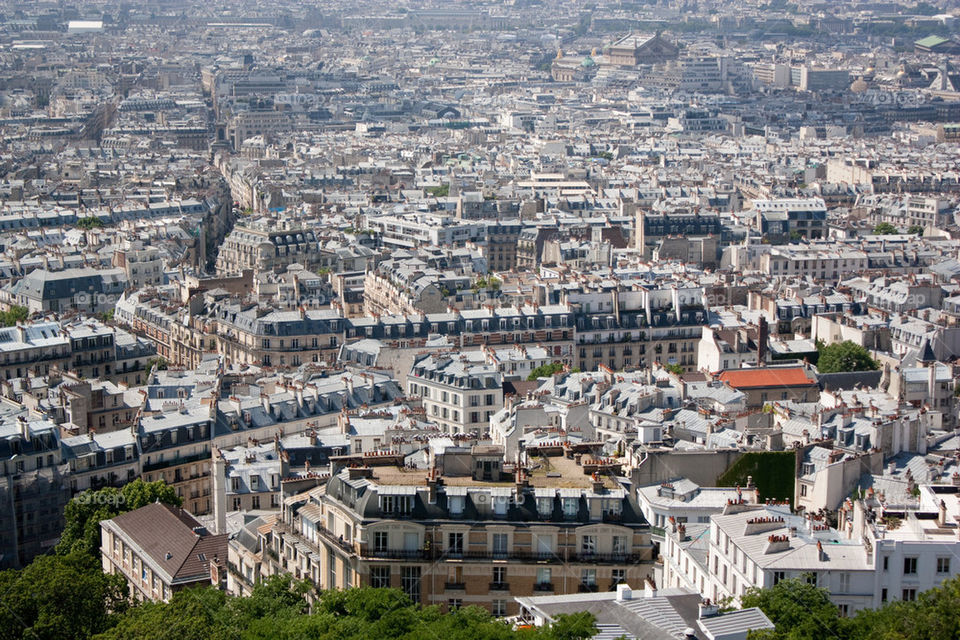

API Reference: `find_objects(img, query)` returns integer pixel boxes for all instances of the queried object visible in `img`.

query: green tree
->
[907,224,924,236]
[742,578,848,640]
[58,479,182,559]
[873,222,897,235]
[76,217,104,230]
[541,612,598,640]
[93,585,230,640]
[816,340,878,374]
[527,362,565,381]
[663,363,684,375]
[147,356,169,371]
[0,551,128,640]
[0,305,29,327]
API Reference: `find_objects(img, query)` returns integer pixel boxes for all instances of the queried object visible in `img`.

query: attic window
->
[197,553,206,562]
[165,552,172,560]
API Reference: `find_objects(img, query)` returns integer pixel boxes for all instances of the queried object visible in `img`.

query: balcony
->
[489,582,510,591]
[578,583,599,593]
[444,582,466,591]
[533,582,553,592]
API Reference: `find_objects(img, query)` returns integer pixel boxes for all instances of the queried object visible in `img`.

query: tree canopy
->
[58,479,182,559]
[816,340,878,374]
[745,575,960,640]
[0,551,127,640]
[0,305,28,327]
[873,222,898,235]
[93,576,597,640]
[527,362,565,380]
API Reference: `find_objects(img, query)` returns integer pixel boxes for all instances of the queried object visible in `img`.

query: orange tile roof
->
[717,368,813,389]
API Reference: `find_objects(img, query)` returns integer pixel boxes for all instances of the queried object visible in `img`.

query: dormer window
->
[449,496,464,516]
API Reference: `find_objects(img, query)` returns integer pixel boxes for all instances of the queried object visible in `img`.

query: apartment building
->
[753,198,827,242]
[215,222,320,275]
[237,445,654,617]
[663,502,875,615]
[139,399,216,516]
[213,302,344,369]
[0,416,69,568]
[407,351,503,434]
[570,287,708,372]
[759,246,869,284]
[100,502,226,602]
[715,366,819,408]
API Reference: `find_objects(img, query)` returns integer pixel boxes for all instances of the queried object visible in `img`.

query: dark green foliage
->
[873,222,897,235]
[0,305,29,327]
[94,577,594,640]
[528,362,565,380]
[0,552,128,640]
[426,184,450,197]
[146,356,169,371]
[742,578,848,640]
[58,480,182,559]
[717,451,796,502]
[816,341,878,374]
[77,217,104,230]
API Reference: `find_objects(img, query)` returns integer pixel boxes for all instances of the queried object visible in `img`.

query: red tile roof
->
[717,367,813,389]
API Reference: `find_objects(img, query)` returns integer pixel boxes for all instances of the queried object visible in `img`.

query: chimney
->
[428,466,441,503]
[643,577,657,599]
[757,315,768,363]
[698,599,719,619]
[591,472,605,494]
[616,584,632,601]
[817,540,826,561]
[18,416,29,442]
[939,499,947,528]
[211,447,227,535]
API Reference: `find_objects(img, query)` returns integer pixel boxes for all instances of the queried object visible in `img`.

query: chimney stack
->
[698,599,719,619]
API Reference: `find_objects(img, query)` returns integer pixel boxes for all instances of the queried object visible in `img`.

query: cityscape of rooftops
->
[1,1,960,638]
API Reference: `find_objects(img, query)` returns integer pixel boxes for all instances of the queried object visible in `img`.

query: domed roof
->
[581,56,595,67]
[850,78,868,93]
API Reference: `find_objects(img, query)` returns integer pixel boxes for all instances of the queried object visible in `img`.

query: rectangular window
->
[902,588,916,601]
[492,599,506,617]
[772,571,785,586]
[612,535,625,555]
[581,569,596,586]
[612,569,625,585]
[374,531,388,552]
[492,533,507,558]
[493,566,507,585]
[581,535,596,556]
[904,557,918,575]
[536,535,553,558]
[401,567,421,603]
[448,532,464,556]
[370,566,390,589]
[938,557,951,574]
[536,567,551,587]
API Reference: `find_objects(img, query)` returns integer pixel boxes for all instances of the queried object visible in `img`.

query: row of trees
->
[744,576,960,640]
